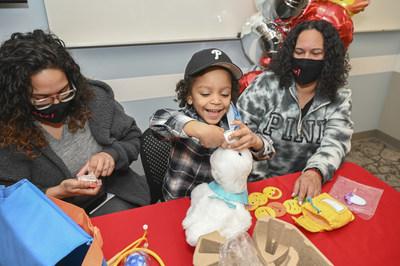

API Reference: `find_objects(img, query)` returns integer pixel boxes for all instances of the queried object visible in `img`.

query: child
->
[150,48,275,201]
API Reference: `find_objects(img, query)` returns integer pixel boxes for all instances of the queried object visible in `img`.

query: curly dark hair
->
[269,20,350,101]
[175,67,240,108]
[0,29,93,158]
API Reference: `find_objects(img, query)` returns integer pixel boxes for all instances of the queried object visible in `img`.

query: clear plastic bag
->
[219,232,264,266]
[329,176,384,220]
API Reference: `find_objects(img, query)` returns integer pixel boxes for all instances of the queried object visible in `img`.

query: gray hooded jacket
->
[237,71,353,182]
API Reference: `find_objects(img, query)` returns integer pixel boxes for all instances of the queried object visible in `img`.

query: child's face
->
[187,68,232,125]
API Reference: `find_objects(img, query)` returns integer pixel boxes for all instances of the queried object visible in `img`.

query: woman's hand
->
[46,178,102,199]
[221,120,264,151]
[77,152,115,178]
[292,169,322,204]
[184,121,225,148]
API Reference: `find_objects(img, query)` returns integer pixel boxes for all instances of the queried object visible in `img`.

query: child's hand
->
[222,120,263,151]
[184,121,225,148]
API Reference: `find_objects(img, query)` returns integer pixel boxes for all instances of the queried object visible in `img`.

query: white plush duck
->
[182,146,253,246]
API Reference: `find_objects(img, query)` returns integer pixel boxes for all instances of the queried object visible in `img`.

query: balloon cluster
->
[239,0,369,93]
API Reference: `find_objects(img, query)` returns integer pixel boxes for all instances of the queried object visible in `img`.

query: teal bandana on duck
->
[208,181,248,209]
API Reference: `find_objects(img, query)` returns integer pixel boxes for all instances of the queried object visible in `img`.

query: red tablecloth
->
[92,162,400,265]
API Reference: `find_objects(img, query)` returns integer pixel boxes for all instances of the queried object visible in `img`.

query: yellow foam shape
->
[283,199,302,215]
[248,192,269,210]
[263,186,282,199]
[255,206,276,220]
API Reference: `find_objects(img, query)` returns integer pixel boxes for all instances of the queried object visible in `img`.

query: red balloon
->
[292,0,354,48]
[259,56,272,68]
[239,70,263,95]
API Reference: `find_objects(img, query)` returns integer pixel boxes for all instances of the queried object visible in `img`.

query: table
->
[92,162,400,265]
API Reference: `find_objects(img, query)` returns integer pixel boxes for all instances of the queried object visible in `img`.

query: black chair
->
[140,128,172,203]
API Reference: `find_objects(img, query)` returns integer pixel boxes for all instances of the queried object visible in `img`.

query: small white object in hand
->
[224,130,238,144]
[77,173,98,182]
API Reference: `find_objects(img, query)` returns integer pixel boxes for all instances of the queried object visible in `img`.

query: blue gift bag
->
[0,179,93,266]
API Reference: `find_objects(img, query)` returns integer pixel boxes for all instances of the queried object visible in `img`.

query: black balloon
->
[274,0,309,21]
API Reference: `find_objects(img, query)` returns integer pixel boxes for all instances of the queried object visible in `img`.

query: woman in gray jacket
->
[0,30,150,216]
[237,20,353,203]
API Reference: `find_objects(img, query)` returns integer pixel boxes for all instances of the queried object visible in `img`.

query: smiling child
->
[149,48,274,200]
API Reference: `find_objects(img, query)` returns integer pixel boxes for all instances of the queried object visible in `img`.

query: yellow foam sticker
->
[283,199,302,215]
[255,206,276,220]
[248,192,269,211]
[263,186,282,200]
[267,202,287,217]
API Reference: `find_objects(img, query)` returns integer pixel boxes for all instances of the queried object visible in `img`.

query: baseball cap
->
[184,48,243,80]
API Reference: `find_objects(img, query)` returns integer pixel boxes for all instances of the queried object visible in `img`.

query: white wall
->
[1,1,399,139]
[379,72,400,140]
[44,0,257,47]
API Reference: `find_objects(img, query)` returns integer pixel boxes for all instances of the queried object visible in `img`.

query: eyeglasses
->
[31,84,76,110]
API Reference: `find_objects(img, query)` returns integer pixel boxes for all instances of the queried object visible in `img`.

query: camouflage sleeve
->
[237,72,276,160]
[305,88,354,182]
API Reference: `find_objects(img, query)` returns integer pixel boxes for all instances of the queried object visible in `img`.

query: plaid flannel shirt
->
[149,107,227,200]
[150,106,274,201]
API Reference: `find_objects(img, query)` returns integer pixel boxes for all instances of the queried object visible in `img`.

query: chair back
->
[140,128,171,203]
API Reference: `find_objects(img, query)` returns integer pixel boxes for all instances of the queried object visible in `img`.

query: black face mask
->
[31,101,71,124]
[292,58,324,85]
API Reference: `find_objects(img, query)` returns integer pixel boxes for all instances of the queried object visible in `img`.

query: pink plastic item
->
[329,176,384,220]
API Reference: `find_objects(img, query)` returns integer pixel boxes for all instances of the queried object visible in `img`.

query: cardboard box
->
[193,217,332,266]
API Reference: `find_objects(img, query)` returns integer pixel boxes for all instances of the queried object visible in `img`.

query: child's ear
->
[187,96,193,105]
